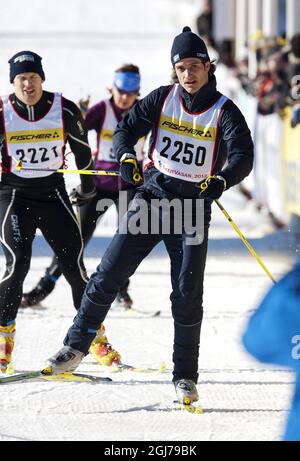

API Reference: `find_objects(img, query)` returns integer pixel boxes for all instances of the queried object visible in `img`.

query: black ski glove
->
[69,185,97,206]
[198,175,227,200]
[119,155,143,185]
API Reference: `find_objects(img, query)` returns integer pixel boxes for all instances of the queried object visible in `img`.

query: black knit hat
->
[9,51,45,83]
[171,26,210,67]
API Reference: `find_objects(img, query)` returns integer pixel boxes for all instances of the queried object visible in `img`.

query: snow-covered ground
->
[0,0,298,443]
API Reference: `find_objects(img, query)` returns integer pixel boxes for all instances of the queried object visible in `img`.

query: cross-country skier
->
[21,64,143,312]
[0,51,119,372]
[45,27,254,405]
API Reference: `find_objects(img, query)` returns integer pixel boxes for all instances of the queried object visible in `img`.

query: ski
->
[19,301,44,310]
[94,361,167,374]
[173,399,203,414]
[179,402,203,414]
[125,307,161,317]
[0,370,112,384]
[117,361,166,373]
[112,298,161,317]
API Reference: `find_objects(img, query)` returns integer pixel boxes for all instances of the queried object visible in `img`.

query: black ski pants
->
[42,188,135,292]
[64,190,212,383]
[0,185,88,324]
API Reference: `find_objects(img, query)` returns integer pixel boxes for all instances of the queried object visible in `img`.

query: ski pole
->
[200,176,276,284]
[15,160,142,182]
[16,160,119,176]
[214,199,276,284]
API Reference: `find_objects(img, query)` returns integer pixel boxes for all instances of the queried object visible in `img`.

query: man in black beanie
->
[45,28,254,409]
[0,50,120,372]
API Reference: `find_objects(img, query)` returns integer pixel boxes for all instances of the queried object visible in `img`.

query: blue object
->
[291,107,300,128]
[113,72,140,93]
[47,274,58,283]
[242,262,300,441]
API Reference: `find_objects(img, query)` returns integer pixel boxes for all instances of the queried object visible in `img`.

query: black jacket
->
[0,91,94,193]
[113,76,254,199]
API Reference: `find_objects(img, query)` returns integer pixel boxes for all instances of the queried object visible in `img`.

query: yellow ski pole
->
[16,161,119,176]
[214,199,276,284]
[15,160,142,182]
[200,176,276,284]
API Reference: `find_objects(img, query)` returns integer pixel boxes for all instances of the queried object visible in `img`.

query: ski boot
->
[21,275,57,307]
[116,287,133,309]
[89,324,121,366]
[45,345,85,374]
[0,323,16,373]
[174,379,199,405]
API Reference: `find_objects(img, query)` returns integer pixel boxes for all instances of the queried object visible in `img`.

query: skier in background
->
[45,27,254,405]
[0,51,119,371]
[243,264,300,441]
[21,64,143,314]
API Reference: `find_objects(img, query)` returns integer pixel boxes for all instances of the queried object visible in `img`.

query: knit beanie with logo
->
[9,51,45,83]
[171,26,210,67]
